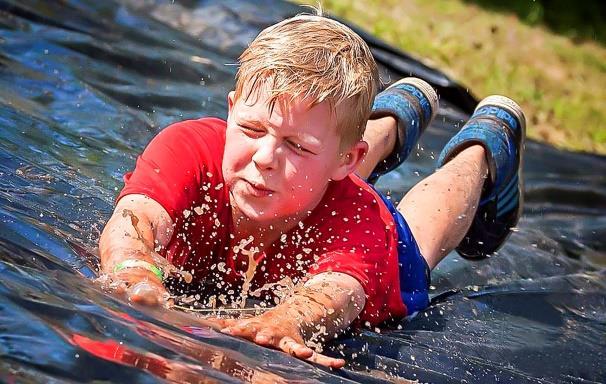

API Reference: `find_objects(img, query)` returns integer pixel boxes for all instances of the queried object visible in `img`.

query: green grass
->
[293,0,606,154]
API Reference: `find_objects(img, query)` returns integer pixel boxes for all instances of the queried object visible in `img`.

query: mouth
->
[242,179,274,197]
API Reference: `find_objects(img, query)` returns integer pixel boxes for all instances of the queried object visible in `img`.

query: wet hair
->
[234,12,379,148]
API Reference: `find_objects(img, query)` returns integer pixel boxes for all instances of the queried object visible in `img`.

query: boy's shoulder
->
[119,117,229,221]
[154,116,228,176]
[162,116,227,142]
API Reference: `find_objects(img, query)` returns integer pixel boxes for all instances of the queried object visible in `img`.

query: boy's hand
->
[212,272,365,369]
[218,309,345,369]
[98,268,171,307]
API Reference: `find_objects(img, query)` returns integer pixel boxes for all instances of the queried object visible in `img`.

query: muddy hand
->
[220,315,345,369]
[97,268,171,307]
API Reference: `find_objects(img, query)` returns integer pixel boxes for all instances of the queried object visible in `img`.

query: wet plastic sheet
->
[0,0,604,382]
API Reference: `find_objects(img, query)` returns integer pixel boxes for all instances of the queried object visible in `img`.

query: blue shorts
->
[376,191,431,315]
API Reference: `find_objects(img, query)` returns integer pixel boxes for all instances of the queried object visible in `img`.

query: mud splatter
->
[121,208,192,283]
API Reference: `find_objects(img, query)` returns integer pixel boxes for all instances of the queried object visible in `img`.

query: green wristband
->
[113,259,164,281]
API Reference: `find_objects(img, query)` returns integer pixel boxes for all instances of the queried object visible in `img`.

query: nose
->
[252,135,280,170]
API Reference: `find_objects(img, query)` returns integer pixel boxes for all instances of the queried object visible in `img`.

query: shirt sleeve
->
[117,118,226,222]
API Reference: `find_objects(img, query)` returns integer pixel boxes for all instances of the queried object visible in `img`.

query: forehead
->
[234,81,340,133]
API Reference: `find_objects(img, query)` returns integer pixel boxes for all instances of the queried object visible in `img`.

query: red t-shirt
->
[118,118,406,325]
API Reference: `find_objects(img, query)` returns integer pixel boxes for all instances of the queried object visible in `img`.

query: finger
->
[127,281,163,306]
[253,328,276,346]
[203,317,234,330]
[221,320,260,340]
[278,337,314,359]
[306,352,346,369]
[128,291,159,306]
[221,318,237,328]
[278,337,345,369]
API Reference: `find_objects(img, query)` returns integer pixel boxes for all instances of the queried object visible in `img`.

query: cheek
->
[283,159,330,194]
[224,133,252,170]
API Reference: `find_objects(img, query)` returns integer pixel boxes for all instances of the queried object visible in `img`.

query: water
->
[1,1,605,382]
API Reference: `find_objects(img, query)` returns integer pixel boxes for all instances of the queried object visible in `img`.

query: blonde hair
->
[234,13,379,147]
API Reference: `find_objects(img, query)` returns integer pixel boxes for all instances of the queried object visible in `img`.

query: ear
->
[227,91,236,119]
[331,140,369,181]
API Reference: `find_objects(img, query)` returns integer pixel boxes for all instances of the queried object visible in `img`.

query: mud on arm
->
[219,272,366,368]
[98,194,175,305]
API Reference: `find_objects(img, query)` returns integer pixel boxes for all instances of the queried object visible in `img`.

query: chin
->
[231,183,319,225]
[232,193,279,222]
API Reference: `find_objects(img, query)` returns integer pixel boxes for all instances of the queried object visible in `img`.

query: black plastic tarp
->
[0,1,604,382]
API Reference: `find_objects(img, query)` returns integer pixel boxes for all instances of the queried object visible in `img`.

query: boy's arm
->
[99,194,174,305]
[218,272,366,368]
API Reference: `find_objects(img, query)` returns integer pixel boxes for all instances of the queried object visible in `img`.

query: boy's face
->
[223,84,366,227]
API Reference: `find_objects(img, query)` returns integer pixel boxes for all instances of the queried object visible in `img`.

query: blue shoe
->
[438,95,526,259]
[368,77,439,184]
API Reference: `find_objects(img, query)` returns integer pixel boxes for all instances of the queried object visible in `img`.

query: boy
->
[99,14,525,368]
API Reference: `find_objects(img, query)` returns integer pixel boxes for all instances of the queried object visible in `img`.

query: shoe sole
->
[388,77,439,123]
[476,94,527,237]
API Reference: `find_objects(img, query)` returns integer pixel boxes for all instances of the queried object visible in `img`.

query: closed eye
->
[240,125,264,137]
[287,140,314,154]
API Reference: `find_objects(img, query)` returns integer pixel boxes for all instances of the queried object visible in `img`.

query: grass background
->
[293,0,606,154]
